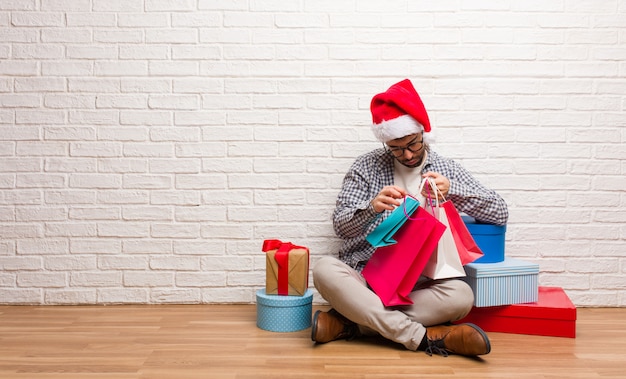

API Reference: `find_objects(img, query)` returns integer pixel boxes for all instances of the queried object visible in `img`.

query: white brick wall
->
[0,1,624,307]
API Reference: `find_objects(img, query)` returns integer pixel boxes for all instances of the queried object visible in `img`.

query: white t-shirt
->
[393,151,428,206]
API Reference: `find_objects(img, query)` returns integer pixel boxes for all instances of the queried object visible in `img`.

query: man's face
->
[385,133,426,168]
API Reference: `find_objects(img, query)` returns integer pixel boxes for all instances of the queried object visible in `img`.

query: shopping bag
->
[366,196,420,247]
[442,201,484,265]
[362,206,446,307]
[421,178,466,280]
[262,239,309,296]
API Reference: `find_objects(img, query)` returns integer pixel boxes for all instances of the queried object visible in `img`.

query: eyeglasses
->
[385,134,424,157]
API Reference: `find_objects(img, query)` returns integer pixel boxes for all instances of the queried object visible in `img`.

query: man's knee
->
[312,256,340,284]
[450,279,474,320]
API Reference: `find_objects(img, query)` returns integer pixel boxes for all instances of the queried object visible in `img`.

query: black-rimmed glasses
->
[385,134,424,157]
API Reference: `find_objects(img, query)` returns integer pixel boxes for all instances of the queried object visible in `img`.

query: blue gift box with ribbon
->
[256,289,313,332]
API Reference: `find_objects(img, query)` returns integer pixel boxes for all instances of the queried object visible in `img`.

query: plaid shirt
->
[333,147,509,272]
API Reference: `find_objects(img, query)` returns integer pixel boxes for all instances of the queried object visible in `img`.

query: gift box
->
[456,286,576,338]
[463,257,539,307]
[462,216,506,263]
[256,289,313,332]
[263,239,309,296]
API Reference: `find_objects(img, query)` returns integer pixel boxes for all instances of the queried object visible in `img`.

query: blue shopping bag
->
[365,196,420,248]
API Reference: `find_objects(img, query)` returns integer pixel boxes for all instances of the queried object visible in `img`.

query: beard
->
[396,148,426,168]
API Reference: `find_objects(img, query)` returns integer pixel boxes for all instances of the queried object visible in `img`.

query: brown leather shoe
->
[425,323,491,357]
[311,309,358,344]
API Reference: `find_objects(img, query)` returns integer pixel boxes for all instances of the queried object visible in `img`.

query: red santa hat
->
[370,79,431,143]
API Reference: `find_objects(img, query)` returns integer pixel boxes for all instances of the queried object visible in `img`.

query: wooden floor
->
[0,305,624,379]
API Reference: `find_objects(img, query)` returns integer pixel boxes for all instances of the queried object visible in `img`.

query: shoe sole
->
[311,310,322,342]
[465,323,491,355]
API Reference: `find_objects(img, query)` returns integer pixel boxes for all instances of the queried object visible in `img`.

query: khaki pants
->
[313,256,474,351]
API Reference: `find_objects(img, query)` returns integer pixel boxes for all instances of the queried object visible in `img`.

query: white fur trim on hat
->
[371,114,424,143]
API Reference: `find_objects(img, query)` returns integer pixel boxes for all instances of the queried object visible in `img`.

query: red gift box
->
[456,286,576,338]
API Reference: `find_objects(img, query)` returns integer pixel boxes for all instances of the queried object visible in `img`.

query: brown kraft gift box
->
[262,239,309,296]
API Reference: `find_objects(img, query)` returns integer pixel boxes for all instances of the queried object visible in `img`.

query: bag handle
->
[401,194,422,220]
[418,177,445,213]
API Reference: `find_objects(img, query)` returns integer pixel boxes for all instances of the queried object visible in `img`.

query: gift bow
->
[262,239,307,295]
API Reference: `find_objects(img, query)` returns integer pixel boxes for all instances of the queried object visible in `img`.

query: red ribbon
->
[262,239,305,295]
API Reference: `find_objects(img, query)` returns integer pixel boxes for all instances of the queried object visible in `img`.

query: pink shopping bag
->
[362,206,446,307]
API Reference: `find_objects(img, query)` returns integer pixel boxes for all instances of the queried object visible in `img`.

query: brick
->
[175,111,226,126]
[45,222,97,238]
[174,207,226,222]
[150,256,200,271]
[17,174,65,188]
[150,61,199,76]
[17,239,68,255]
[96,219,150,237]
[41,28,92,43]
[202,287,254,303]
[150,190,200,206]
[0,190,43,206]
[123,175,172,189]
[69,110,119,126]
[0,157,40,172]
[71,239,121,255]
[123,240,172,255]
[202,158,252,173]
[97,288,148,304]
[122,112,173,127]
[0,257,42,271]
[151,223,200,239]
[67,13,116,27]
[123,272,173,287]
[45,190,96,205]
[11,12,65,27]
[149,95,199,110]
[45,256,96,271]
[94,61,147,76]
[93,0,143,12]
[119,45,169,60]
[13,43,64,59]
[0,289,42,304]
[69,78,120,93]
[16,142,66,156]
[69,174,121,189]
[175,174,225,189]
[45,95,96,109]
[122,206,172,220]
[118,13,169,27]
[171,12,221,27]
[71,271,122,287]
[16,207,66,221]
[0,174,15,188]
[45,290,97,304]
[98,256,148,270]
[176,272,226,287]
[172,45,221,60]
[150,289,201,303]
[68,207,119,220]
[17,272,66,287]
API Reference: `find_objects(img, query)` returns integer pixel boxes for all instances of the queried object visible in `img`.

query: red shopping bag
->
[362,206,446,307]
[442,201,484,265]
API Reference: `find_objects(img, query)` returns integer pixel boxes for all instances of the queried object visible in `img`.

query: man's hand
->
[371,185,407,213]
[421,172,450,201]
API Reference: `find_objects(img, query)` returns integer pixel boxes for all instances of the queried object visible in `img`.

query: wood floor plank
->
[0,305,624,378]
